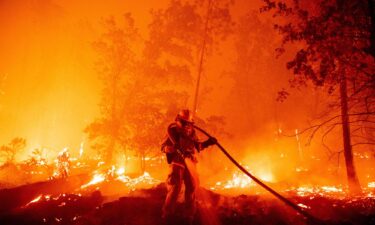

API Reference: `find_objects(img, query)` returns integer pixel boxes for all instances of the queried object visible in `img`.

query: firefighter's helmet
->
[176,109,194,124]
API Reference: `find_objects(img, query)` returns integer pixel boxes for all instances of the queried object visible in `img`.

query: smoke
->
[0,0,373,189]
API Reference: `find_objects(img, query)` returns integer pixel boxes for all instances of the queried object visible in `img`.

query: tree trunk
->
[368,0,375,57]
[340,73,362,194]
[192,0,213,116]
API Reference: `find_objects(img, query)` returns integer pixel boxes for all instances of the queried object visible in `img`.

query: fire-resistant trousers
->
[162,161,198,221]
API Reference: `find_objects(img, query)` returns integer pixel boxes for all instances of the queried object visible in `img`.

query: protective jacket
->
[161,123,212,166]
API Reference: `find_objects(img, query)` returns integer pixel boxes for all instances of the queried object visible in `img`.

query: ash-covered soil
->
[0,180,374,225]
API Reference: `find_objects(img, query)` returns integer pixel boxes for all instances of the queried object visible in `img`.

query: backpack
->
[161,137,174,164]
[161,123,178,164]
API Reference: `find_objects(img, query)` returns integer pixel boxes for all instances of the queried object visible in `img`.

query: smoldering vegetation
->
[0,181,374,225]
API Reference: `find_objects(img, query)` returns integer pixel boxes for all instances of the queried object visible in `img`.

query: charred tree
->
[339,73,361,193]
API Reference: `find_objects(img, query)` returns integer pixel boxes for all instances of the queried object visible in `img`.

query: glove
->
[202,136,217,148]
[208,137,217,145]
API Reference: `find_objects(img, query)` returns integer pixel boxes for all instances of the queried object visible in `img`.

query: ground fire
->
[0,0,374,225]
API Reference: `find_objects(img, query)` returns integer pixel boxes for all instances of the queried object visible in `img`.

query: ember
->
[292,186,345,198]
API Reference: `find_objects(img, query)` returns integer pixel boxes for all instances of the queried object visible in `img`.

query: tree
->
[0,137,26,165]
[228,10,283,134]
[85,14,139,164]
[21,148,50,176]
[261,0,375,193]
[145,0,233,111]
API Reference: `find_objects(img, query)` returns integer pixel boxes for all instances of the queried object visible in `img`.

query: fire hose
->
[193,124,324,224]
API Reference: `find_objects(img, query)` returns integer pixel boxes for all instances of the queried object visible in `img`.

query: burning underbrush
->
[0,147,375,225]
[1,181,374,225]
[78,166,160,197]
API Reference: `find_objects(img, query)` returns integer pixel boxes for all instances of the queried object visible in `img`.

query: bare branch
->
[352,142,375,147]
[321,124,336,157]
[282,112,375,137]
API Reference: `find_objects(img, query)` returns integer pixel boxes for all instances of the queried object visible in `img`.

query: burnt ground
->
[0,179,374,225]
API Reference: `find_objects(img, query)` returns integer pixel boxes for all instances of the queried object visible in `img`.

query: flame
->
[211,168,274,191]
[80,173,106,189]
[24,194,51,207]
[223,172,253,189]
[79,141,84,158]
[321,186,343,193]
[368,182,375,188]
[258,173,274,182]
[290,185,345,198]
[27,195,43,205]
[116,167,125,176]
[297,203,310,209]
[79,166,160,191]
[121,172,158,191]
[208,168,373,200]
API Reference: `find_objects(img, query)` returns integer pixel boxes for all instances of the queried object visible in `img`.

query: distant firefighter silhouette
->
[161,109,216,224]
[57,148,71,179]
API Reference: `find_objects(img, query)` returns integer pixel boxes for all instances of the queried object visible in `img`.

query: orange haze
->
[0,0,373,189]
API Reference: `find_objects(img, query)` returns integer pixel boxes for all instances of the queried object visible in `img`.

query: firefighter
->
[57,148,70,179]
[161,109,217,224]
